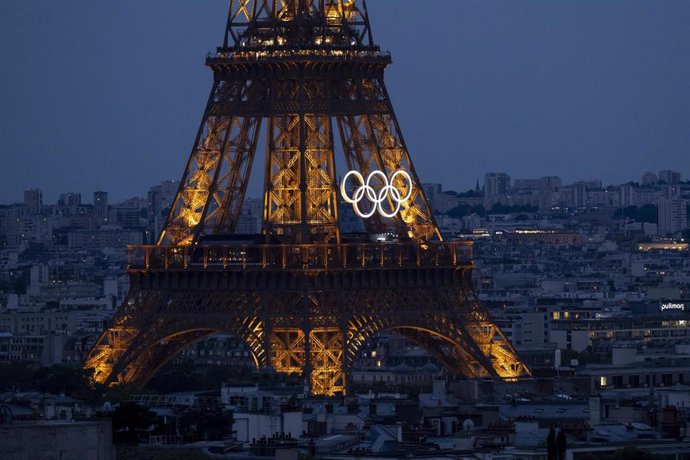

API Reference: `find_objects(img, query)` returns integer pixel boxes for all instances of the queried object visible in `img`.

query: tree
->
[556,429,567,460]
[613,205,658,224]
[0,363,35,391]
[0,363,98,399]
[147,360,206,393]
[613,205,639,220]
[178,407,233,441]
[111,402,157,444]
[447,204,485,218]
[33,364,91,397]
[638,204,658,224]
[456,189,481,198]
[546,427,556,460]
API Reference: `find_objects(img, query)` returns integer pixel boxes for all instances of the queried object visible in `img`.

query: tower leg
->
[86,285,269,388]
[160,79,263,245]
[309,328,345,396]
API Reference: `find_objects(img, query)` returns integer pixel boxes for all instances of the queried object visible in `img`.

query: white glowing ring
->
[341,169,413,219]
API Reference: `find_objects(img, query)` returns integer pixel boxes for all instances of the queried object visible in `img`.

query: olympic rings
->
[340,169,413,219]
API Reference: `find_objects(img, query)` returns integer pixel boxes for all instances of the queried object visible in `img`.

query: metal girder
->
[336,113,390,235]
[309,327,345,396]
[395,327,488,379]
[123,330,217,386]
[85,289,269,388]
[263,79,340,243]
[160,79,263,245]
[159,60,437,245]
[270,328,305,374]
[224,0,373,50]
[336,78,441,242]
[85,273,530,396]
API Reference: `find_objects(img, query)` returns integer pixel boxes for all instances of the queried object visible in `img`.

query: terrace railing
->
[127,241,473,271]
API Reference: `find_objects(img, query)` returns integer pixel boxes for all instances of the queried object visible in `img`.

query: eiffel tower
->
[86,0,530,396]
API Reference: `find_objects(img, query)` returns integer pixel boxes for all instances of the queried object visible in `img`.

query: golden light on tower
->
[85,0,530,397]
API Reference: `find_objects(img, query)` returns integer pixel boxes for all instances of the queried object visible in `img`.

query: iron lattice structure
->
[86,0,530,396]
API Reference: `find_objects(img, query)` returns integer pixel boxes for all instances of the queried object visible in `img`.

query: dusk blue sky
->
[1,1,689,204]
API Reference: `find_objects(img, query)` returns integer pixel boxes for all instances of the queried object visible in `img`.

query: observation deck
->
[127,241,473,273]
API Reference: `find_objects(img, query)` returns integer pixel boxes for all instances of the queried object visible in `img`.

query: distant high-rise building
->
[513,176,561,192]
[422,183,443,213]
[483,173,511,208]
[581,180,603,190]
[658,170,681,185]
[539,176,562,191]
[619,184,635,207]
[58,192,82,216]
[641,172,657,186]
[572,182,588,208]
[67,227,144,250]
[484,173,511,197]
[234,214,260,234]
[58,192,81,207]
[658,187,687,235]
[94,191,108,224]
[111,197,144,228]
[147,180,179,236]
[23,189,42,213]
[633,188,663,207]
[241,198,263,218]
[513,179,540,190]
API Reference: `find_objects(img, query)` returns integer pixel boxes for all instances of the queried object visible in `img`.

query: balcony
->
[127,241,473,272]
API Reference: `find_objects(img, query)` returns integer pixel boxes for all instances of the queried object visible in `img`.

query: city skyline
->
[2,167,685,206]
[2,1,690,203]
[1,2,690,456]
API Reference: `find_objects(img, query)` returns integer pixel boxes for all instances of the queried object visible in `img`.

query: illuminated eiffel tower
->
[85,0,530,396]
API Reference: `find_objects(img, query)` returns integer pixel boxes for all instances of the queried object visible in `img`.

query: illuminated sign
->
[341,170,412,219]
[660,302,686,312]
